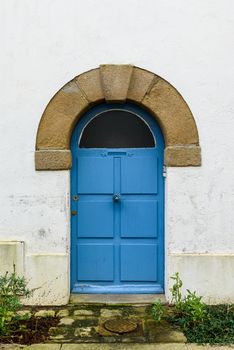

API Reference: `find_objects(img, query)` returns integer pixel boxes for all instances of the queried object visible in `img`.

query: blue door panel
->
[77,200,113,238]
[77,157,113,194]
[77,245,114,281]
[121,156,158,194]
[120,244,158,282]
[71,103,164,294]
[120,200,158,238]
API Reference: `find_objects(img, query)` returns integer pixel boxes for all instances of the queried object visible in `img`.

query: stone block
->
[73,310,94,316]
[100,64,133,102]
[16,310,32,318]
[142,78,199,146]
[127,67,156,102]
[164,145,201,166]
[100,309,122,318]
[59,317,75,325]
[56,309,69,317]
[34,309,55,318]
[76,68,104,103]
[36,80,89,150]
[147,319,186,343]
[74,326,93,337]
[35,150,72,170]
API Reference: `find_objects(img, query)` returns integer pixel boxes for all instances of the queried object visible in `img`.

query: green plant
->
[151,299,166,323]
[170,272,183,306]
[151,273,234,344]
[169,272,207,325]
[0,265,31,336]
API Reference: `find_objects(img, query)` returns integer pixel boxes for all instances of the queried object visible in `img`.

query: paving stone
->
[56,309,69,317]
[146,319,187,343]
[73,310,94,316]
[34,309,55,318]
[49,334,65,340]
[49,326,68,337]
[74,326,93,337]
[59,317,75,325]
[100,309,122,318]
[16,310,32,318]
[26,345,61,350]
[73,316,93,320]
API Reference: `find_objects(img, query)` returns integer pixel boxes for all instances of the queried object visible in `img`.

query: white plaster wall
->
[1,0,234,304]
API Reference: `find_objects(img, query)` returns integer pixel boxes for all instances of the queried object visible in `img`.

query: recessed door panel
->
[78,157,113,194]
[77,245,114,281]
[121,200,158,238]
[121,156,158,194]
[120,244,158,282]
[78,200,113,238]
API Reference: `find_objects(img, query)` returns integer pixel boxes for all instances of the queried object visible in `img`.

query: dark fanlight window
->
[79,110,155,148]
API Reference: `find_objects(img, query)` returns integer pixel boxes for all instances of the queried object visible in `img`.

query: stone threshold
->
[69,294,166,305]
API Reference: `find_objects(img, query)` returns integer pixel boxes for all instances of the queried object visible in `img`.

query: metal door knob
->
[113,194,121,202]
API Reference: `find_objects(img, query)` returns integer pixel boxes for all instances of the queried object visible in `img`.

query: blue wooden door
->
[71,104,164,293]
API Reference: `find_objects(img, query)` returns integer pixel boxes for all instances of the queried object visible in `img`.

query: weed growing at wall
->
[152,272,234,344]
[0,265,31,336]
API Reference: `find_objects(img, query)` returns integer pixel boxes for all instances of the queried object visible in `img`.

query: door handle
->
[113,194,121,202]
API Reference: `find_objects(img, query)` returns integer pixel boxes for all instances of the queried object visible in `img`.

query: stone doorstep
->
[69,294,166,305]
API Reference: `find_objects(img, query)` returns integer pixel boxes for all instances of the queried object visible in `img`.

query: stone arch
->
[35,65,201,170]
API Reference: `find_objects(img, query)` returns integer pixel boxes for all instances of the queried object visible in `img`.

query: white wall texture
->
[1,0,234,304]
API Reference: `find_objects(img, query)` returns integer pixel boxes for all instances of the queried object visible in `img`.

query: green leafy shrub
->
[0,265,31,336]
[152,272,234,344]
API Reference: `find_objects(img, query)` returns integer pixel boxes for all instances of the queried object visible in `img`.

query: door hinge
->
[163,166,167,178]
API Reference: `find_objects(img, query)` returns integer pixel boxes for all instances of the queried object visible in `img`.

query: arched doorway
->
[35,64,201,300]
[70,103,164,293]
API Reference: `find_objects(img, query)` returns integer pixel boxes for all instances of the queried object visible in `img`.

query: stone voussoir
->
[36,80,89,150]
[75,68,104,103]
[127,66,156,103]
[100,64,133,102]
[142,77,199,146]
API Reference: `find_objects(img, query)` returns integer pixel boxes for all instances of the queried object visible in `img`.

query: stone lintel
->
[164,145,201,167]
[35,150,72,170]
